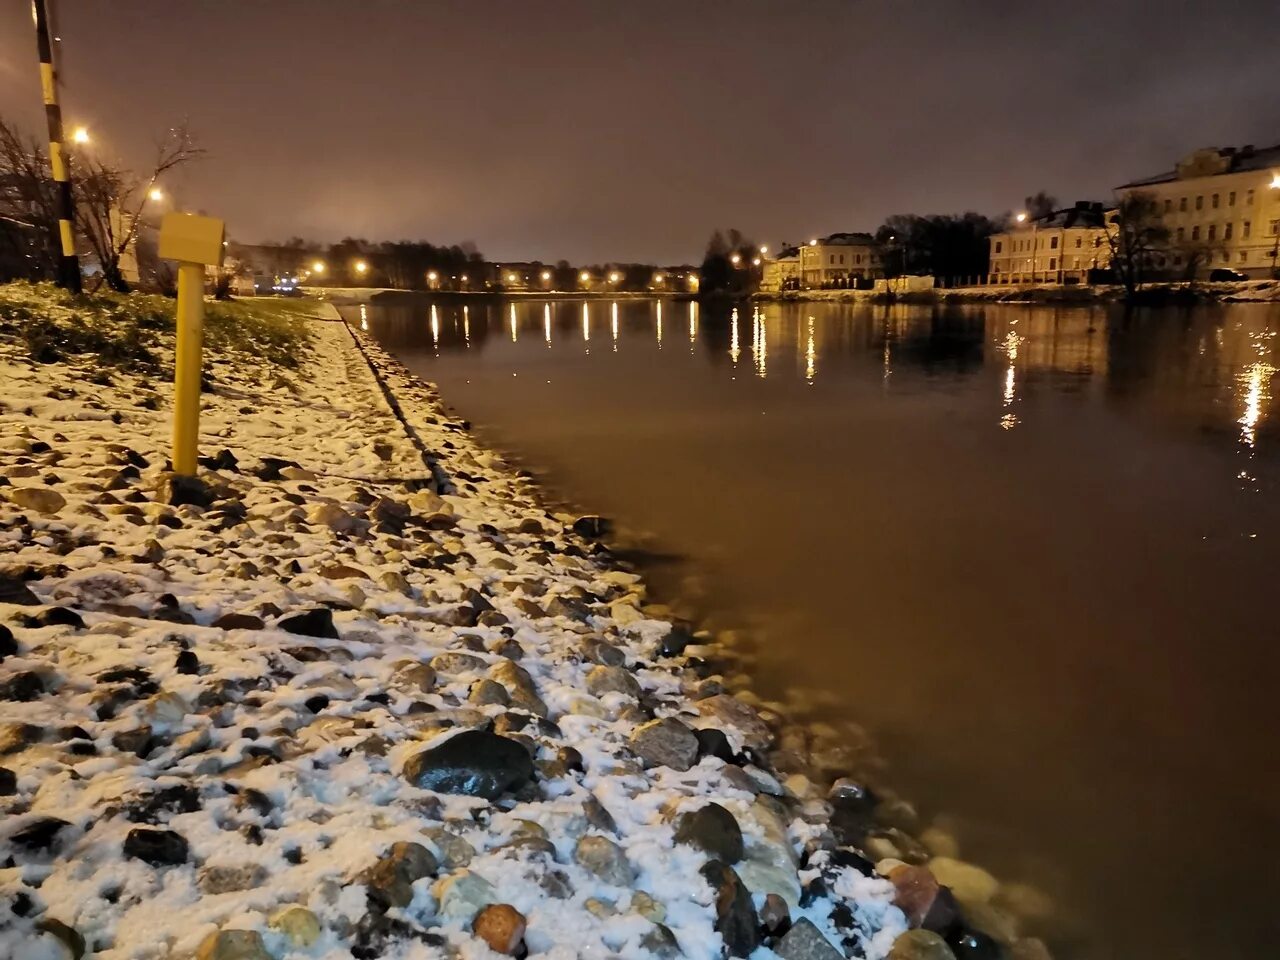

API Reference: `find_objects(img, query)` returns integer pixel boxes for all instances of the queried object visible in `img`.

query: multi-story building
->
[799,233,880,288]
[1116,143,1280,278]
[760,246,800,292]
[988,202,1110,285]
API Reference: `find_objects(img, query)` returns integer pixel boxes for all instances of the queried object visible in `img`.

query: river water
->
[348,297,1280,960]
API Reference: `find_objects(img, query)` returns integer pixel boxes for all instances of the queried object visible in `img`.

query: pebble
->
[628,716,699,771]
[574,835,635,886]
[585,664,641,698]
[269,906,321,947]
[473,903,526,955]
[402,730,533,799]
[674,802,745,863]
[361,841,438,909]
[123,827,188,865]
[195,929,271,960]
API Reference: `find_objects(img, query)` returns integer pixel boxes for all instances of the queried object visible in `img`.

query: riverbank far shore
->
[754,278,1280,305]
[0,283,1046,960]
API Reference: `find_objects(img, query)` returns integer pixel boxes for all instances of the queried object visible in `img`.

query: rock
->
[929,857,999,904]
[585,664,641,698]
[469,678,510,706]
[37,918,84,959]
[318,563,369,580]
[0,671,44,701]
[211,613,265,631]
[431,652,486,674]
[889,931,958,960]
[571,515,611,539]
[640,923,681,959]
[10,486,66,515]
[269,906,321,947]
[674,803,744,863]
[473,903,526,955]
[760,893,791,935]
[0,624,17,659]
[362,841,438,909]
[200,864,268,894]
[947,929,1003,960]
[402,730,533,799]
[161,475,216,509]
[0,573,40,605]
[695,695,773,751]
[278,608,339,639]
[890,865,955,930]
[0,767,15,795]
[695,727,737,763]
[1009,938,1053,960]
[175,649,200,675]
[434,870,497,922]
[583,795,618,834]
[700,859,760,957]
[123,827,188,865]
[195,929,271,960]
[12,817,69,851]
[580,637,625,667]
[574,835,635,886]
[629,717,699,771]
[392,661,437,694]
[775,918,846,960]
[631,891,666,922]
[0,721,41,754]
[309,502,360,533]
[424,828,475,868]
[489,658,547,717]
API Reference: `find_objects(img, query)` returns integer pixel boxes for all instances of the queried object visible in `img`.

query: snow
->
[0,289,906,959]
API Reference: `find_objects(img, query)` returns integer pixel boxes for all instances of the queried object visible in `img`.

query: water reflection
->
[356,298,1280,464]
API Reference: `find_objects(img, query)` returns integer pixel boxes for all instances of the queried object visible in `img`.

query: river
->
[346,296,1280,960]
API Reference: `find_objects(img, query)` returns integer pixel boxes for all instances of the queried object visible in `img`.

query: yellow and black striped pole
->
[32,0,80,293]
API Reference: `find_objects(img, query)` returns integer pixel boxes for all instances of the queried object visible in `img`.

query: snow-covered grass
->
[0,285,1043,960]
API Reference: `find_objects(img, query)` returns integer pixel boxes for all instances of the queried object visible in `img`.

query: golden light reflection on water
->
[805,317,816,383]
[1000,324,1021,430]
[543,304,551,346]
[689,301,698,352]
[1237,360,1274,448]
[656,301,663,349]
[430,304,440,350]
[751,307,768,379]
[508,304,515,342]
[359,304,368,331]
[729,307,740,365]
[582,302,591,348]
[611,302,619,352]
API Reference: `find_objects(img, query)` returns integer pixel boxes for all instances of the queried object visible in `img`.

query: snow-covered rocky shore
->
[0,286,1046,960]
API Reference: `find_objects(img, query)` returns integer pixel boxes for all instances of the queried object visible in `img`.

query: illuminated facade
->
[799,233,880,288]
[987,202,1110,285]
[1115,143,1280,278]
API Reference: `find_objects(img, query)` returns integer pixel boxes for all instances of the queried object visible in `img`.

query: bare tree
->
[1107,192,1169,300]
[1024,191,1058,220]
[75,124,205,292]
[0,117,60,279]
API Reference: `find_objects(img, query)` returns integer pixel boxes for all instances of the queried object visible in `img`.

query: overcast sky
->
[1,0,1277,263]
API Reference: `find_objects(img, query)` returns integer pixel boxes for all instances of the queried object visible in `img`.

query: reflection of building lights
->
[1000,326,1020,429]
[689,300,697,348]
[430,305,440,349]
[509,303,517,342]
[805,317,815,382]
[1239,360,1275,448]
[730,307,740,365]
[611,302,619,351]
[544,304,552,346]
[359,304,368,332]
[582,302,590,343]
[656,301,663,348]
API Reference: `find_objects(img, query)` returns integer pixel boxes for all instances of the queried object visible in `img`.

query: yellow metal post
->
[172,262,204,475]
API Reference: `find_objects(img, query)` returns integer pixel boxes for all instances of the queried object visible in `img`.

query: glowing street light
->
[71,126,89,145]
[580,270,591,283]
[729,252,741,265]
[654,273,664,284]
[760,245,769,254]
[1015,212,1028,223]
[608,271,620,283]
[541,270,551,282]
[354,260,369,275]
[1271,172,1280,190]
[507,272,518,283]
[311,260,326,274]
[808,238,818,246]
[427,270,438,283]
[147,187,164,202]
[752,257,761,266]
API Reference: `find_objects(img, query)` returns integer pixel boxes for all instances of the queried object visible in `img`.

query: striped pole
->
[32,0,80,292]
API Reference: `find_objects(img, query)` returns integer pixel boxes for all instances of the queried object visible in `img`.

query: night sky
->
[1,0,1277,263]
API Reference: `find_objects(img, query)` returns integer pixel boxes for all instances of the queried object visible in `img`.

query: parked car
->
[1208,268,1248,282]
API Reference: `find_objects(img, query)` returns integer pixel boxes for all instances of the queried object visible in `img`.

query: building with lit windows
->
[798,233,880,288]
[760,246,800,292]
[1115,143,1280,278]
[987,202,1110,285]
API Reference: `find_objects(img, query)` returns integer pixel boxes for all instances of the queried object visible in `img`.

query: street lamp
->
[71,126,89,145]
[354,260,368,275]
[608,271,620,283]
[541,270,552,286]
[580,270,591,285]
[752,257,761,266]
[760,245,768,255]
[311,260,326,275]
[730,252,741,265]
[427,270,438,286]
[147,187,163,202]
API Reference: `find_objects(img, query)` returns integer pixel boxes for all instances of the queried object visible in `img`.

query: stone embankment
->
[0,285,1050,960]
[756,278,1280,305]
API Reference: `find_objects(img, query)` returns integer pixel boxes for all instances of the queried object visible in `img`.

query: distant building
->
[1116,143,1280,278]
[760,246,800,292]
[987,202,1110,285]
[799,233,880,288]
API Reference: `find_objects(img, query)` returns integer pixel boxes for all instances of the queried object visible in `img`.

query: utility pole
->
[31,0,81,292]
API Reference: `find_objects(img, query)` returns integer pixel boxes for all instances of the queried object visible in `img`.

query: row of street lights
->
[66,125,167,204]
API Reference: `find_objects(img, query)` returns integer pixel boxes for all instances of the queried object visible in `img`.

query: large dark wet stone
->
[11,817,70,851]
[402,730,533,800]
[0,671,44,702]
[675,802,744,863]
[278,608,340,639]
[701,859,760,957]
[123,827,188,865]
[0,625,19,660]
[776,918,844,960]
[0,574,40,605]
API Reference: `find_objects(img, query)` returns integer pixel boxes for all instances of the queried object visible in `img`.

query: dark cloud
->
[1,0,1275,261]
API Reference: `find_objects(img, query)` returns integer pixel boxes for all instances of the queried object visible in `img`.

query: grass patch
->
[0,282,315,373]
